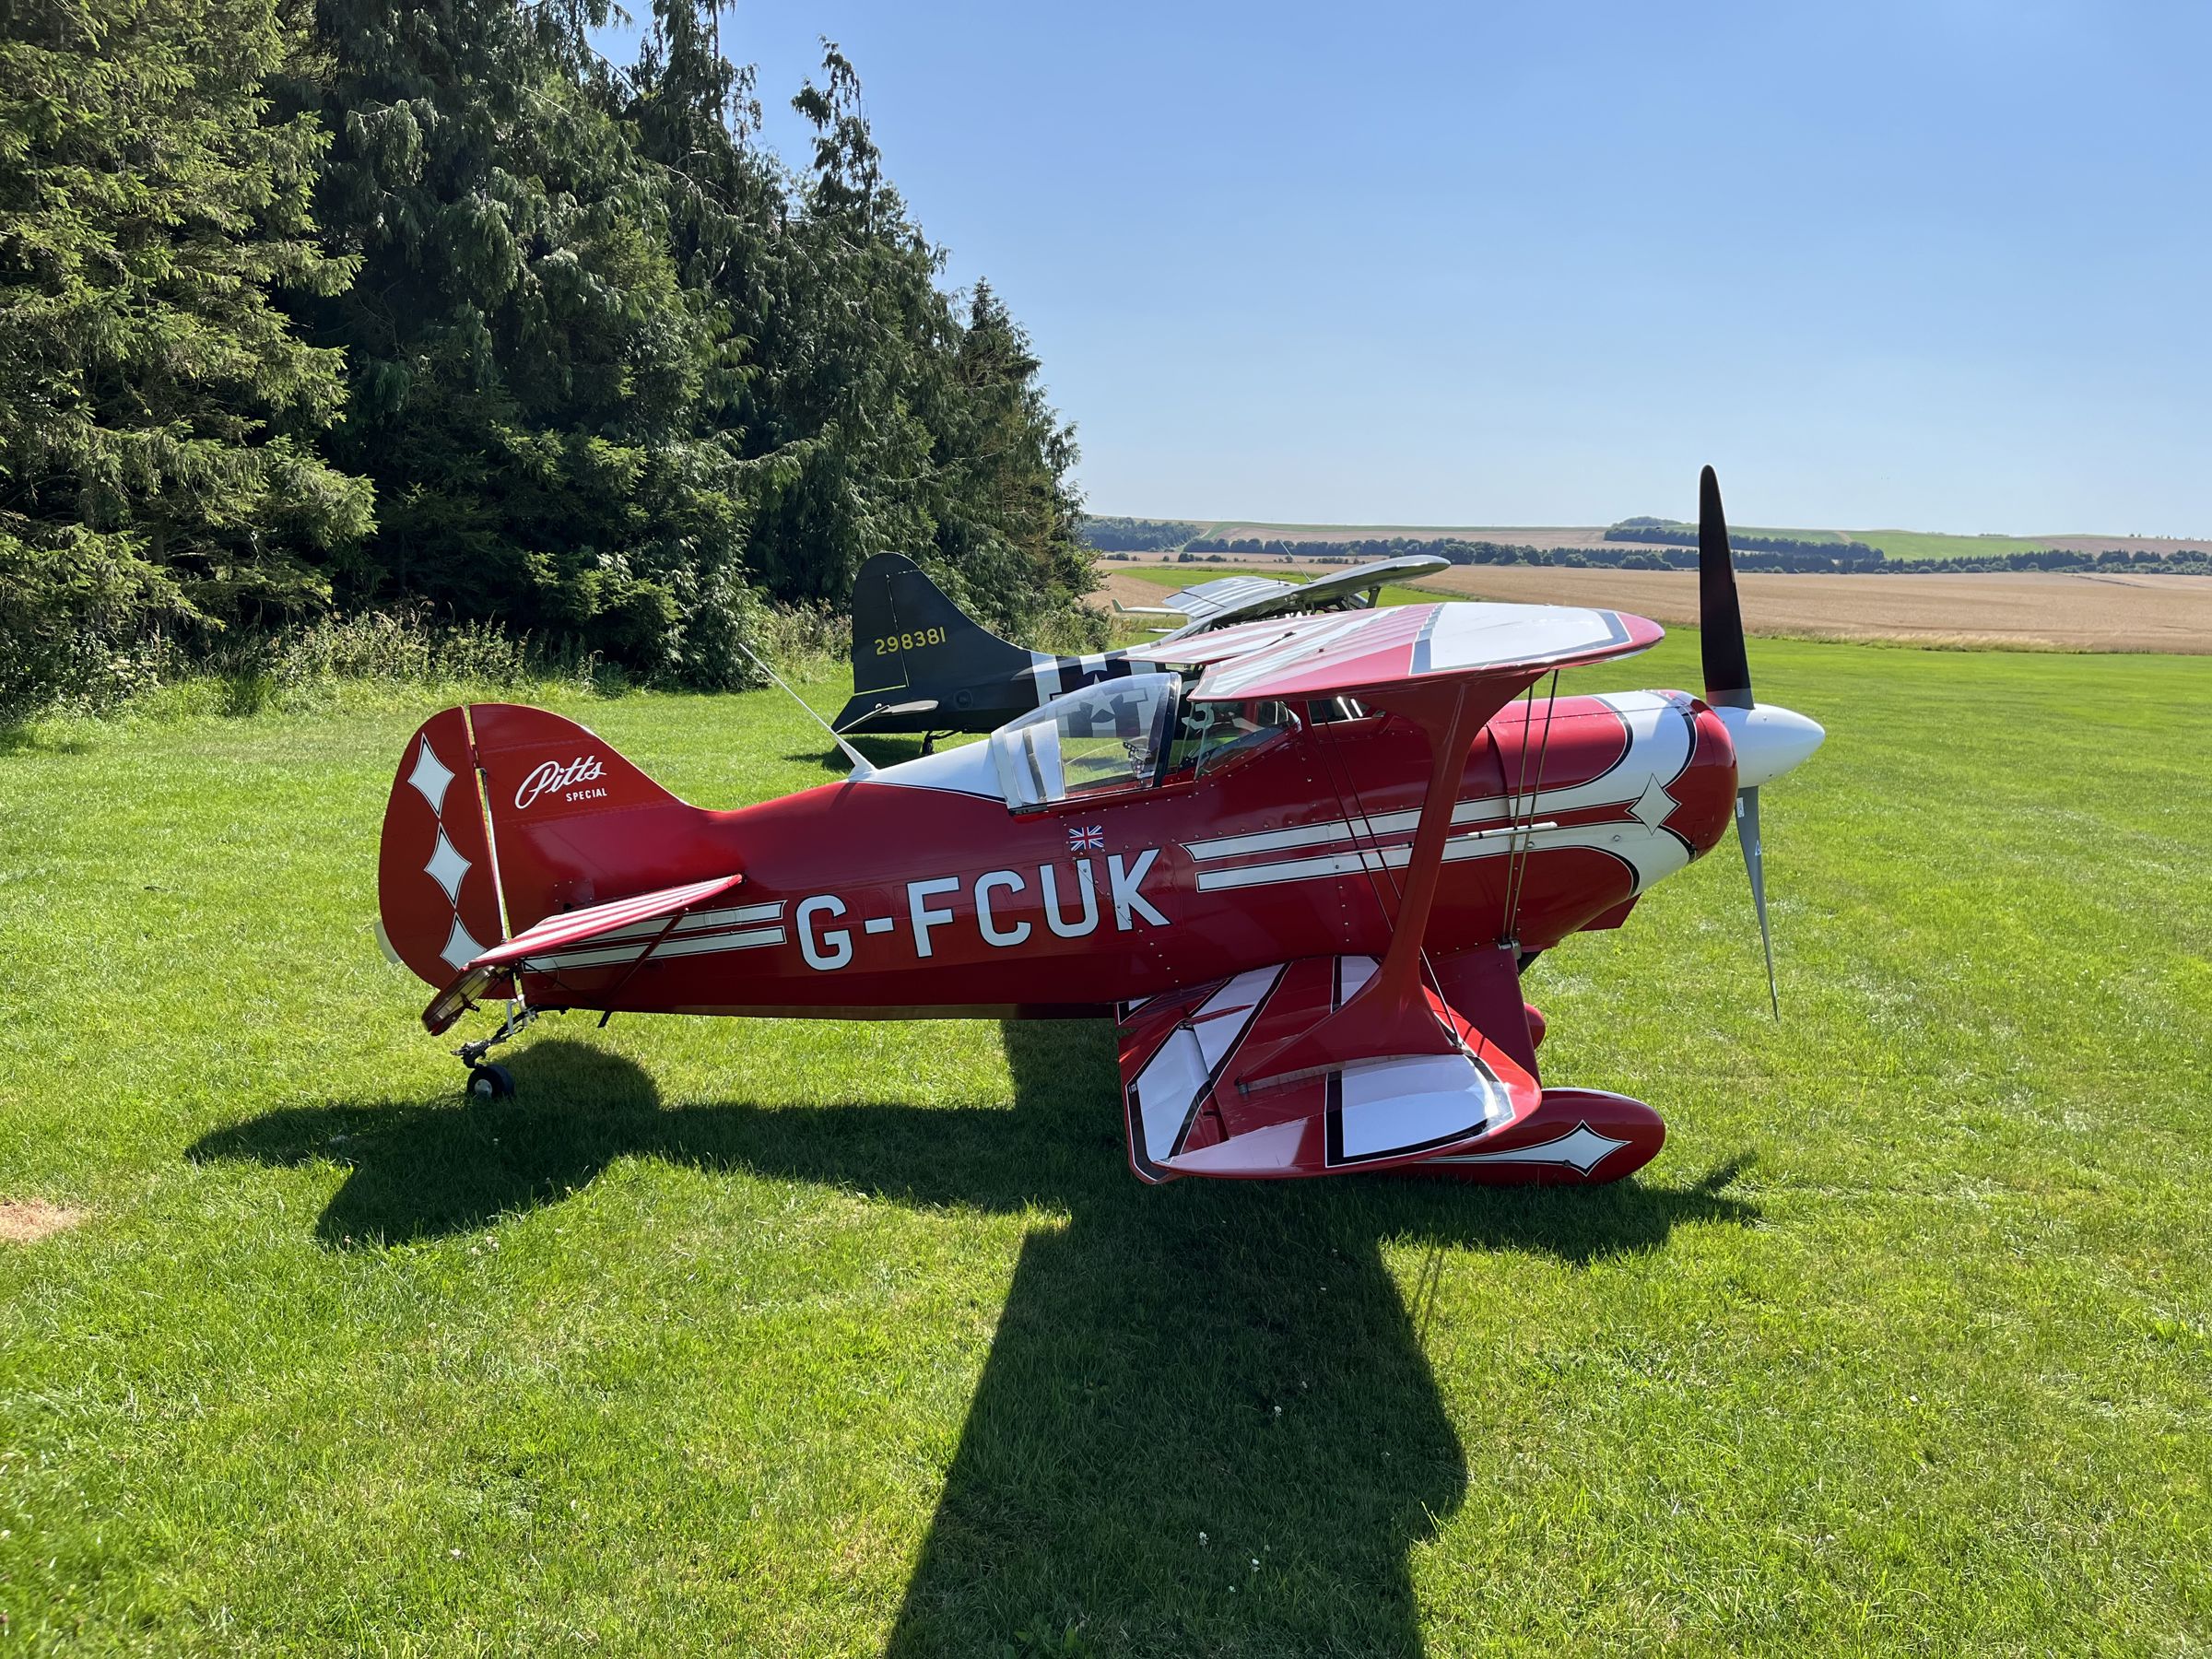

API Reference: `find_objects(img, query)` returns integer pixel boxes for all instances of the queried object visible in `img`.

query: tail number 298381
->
[873,627,947,655]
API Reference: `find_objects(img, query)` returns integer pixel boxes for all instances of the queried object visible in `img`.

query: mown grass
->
[1841,529,2100,562]
[2,637,2209,1654]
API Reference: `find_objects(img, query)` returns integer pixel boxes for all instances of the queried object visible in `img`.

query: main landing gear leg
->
[456,998,538,1100]
[920,729,945,756]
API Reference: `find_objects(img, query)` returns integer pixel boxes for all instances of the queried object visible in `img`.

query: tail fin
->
[377,703,721,987]
[835,551,1038,733]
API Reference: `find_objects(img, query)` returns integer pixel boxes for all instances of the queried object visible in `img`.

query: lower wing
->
[1114,955,1541,1183]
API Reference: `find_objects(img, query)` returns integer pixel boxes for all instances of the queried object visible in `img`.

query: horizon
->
[1074,512,2208,544]
[596,2,2212,540]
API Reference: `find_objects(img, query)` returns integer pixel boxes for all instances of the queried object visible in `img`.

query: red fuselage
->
[477,690,1737,1020]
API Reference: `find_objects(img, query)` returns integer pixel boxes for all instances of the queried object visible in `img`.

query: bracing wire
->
[1313,710,1406,935]
[1499,669,1562,946]
[1314,704,1461,1011]
[1494,683,1541,939]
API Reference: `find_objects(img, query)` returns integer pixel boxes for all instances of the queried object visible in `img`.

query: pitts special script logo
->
[515,754,608,811]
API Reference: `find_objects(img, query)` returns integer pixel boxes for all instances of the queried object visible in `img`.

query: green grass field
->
[5,637,2210,1654]
[1841,529,2080,562]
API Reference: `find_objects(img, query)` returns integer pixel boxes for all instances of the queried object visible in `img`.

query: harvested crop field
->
[1098,565,2212,652]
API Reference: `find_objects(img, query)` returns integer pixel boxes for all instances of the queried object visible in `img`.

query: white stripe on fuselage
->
[1182,691,1695,896]
[1182,691,1688,862]
[526,924,787,972]
[1191,817,1691,895]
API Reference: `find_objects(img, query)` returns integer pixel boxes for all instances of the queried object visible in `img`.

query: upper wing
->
[1116,955,1542,1183]
[1149,601,1662,703]
[421,873,747,1033]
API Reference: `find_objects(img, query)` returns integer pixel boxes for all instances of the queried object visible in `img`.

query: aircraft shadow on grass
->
[193,1029,1757,1655]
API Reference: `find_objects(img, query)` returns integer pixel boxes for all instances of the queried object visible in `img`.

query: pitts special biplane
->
[831,549,1448,741]
[376,470,1822,1186]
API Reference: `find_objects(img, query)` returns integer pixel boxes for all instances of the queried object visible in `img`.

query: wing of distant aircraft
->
[1112,597,1665,1182]
[1114,572,1298,626]
[1116,555,1452,640]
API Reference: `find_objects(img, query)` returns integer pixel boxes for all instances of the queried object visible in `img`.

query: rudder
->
[378,709,509,990]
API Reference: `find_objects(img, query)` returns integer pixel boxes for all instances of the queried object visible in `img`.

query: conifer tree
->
[1,0,1096,705]
[0,0,371,708]
[280,0,750,677]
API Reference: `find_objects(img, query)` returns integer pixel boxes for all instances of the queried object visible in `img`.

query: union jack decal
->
[1069,824,1106,853]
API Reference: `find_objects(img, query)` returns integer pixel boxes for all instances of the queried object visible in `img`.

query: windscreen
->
[992,673,1182,808]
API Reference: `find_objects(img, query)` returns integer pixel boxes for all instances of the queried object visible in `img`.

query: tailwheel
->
[454,997,536,1099]
[467,1063,515,1100]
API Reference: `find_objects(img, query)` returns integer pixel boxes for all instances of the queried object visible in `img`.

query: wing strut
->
[1241,681,1489,1086]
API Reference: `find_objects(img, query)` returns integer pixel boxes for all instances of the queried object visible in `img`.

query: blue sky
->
[596,2,2209,535]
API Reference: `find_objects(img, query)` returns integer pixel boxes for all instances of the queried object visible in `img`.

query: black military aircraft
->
[833,550,1448,739]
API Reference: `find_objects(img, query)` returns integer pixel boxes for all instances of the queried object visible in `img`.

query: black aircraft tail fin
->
[837,552,1036,732]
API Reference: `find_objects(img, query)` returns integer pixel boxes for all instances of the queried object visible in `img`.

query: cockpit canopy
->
[990,672,1295,810]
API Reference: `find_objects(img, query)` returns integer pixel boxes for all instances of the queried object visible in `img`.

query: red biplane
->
[375,470,1822,1186]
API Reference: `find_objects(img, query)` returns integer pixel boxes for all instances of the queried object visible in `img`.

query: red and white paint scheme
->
[377,469,1823,1187]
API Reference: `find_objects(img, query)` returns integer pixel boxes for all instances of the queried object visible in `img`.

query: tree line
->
[1081,515,1202,552]
[1088,522,2212,577]
[1605,521,1887,564]
[1,0,1094,716]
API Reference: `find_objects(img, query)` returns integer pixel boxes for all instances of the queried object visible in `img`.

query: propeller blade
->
[1701,466,1780,1012]
[1735,785,1780,1019]
[1699,465,1753,711]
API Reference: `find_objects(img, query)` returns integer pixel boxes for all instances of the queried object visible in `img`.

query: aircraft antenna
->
[738,643,877,781]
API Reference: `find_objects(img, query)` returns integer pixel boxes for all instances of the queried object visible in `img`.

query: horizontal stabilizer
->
[835,698,940,732]
[422,873,745,1033]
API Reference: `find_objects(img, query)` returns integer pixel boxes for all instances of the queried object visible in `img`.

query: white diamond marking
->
[440,916,486,972]
[1442,1122,1631,1174]
[1629,776,1675,830]
[408,739,456,816]
[424,829,471,903]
